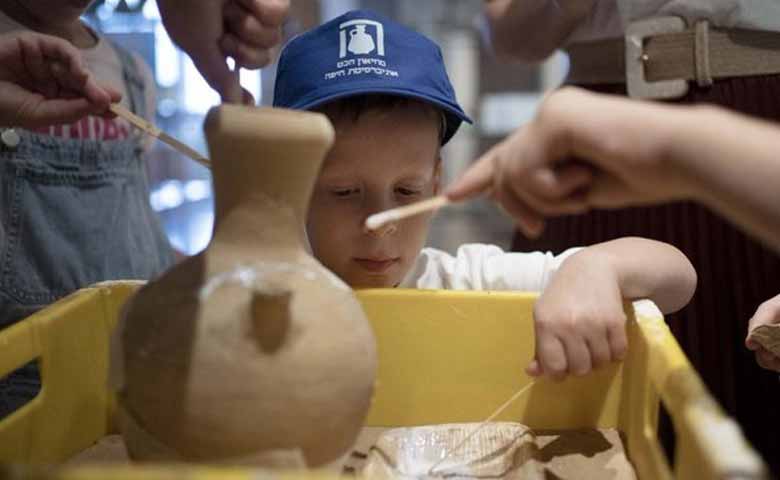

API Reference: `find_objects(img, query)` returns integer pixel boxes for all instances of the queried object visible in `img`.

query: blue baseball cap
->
[273,9,472,145]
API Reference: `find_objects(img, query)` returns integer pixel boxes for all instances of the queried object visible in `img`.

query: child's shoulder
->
[101,37,152,80]
[406,243,544,290]
[416,243,580,274]
[412,244,507,276]
[91,35,156,119]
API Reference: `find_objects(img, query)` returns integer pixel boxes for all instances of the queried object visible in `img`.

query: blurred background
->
[84,0,569,255]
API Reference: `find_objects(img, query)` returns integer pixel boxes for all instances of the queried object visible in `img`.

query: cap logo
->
[325,18,399,81]
[339,19,384,58]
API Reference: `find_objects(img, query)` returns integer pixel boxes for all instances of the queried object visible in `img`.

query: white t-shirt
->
[399,244,581,291]
[399,243,664,319]
[0,11,156,145]
[568,0,780,43]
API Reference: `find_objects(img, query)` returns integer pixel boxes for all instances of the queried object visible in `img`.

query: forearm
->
[668,107,780,250]
[483,0,595,62]
[573,238,697,313]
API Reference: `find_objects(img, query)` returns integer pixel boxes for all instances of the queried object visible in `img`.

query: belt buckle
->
[625,16,689,99]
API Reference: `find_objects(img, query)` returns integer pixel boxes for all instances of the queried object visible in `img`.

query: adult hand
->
[746,294,780,373]
[157,0,289,103]
[446,88,696,237]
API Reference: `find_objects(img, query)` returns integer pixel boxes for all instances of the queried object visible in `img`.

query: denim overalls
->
[0,43,174,416]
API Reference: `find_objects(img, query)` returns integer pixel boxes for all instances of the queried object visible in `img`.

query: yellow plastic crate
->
[0,281,767,479]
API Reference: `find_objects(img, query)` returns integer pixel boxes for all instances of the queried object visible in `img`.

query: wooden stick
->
[364,195,451,231]
[109,104,211,168]
[427,379,537,476]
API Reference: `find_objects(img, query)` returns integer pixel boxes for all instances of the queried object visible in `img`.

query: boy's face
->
[307,105,441,288]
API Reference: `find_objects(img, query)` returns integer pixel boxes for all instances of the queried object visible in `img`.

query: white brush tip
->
[365,212,390,231]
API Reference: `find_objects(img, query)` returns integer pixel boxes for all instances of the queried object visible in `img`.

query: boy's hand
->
[157,0,288,104]
[528,249,628,379]
[0,31,121,128]
[746,293,780,373]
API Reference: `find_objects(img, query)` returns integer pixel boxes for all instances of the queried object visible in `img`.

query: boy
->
[273,10,697,379]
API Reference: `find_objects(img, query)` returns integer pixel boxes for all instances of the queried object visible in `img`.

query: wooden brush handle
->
[110,104,211,168]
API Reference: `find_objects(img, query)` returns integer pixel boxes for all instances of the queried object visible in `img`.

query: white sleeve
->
[403,244,582,291]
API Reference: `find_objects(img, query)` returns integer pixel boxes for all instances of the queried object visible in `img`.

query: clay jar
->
[111,105,377,466]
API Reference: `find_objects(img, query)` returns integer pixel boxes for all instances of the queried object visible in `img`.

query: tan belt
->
[565,16,780,99]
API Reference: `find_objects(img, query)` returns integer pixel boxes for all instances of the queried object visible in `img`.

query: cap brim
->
[289,87,472,144]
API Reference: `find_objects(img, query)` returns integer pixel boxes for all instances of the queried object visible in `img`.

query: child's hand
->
[746,293,780,373]
[528,249,628,379]
[0,31,121,128]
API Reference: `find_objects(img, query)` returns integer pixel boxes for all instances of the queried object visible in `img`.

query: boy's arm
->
[483,0,596,62]
[578,237,697,314]
[529,237,696,378]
